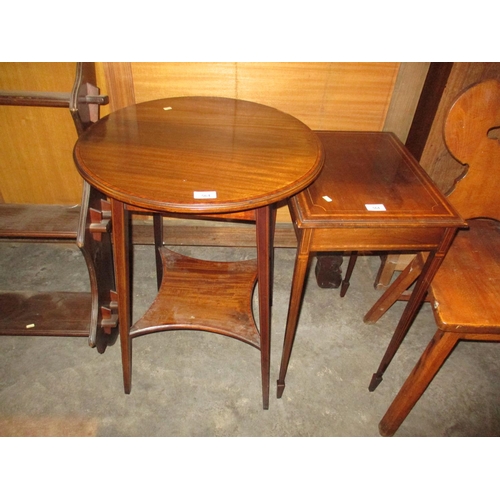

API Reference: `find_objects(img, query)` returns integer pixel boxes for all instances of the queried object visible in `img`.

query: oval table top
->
[74,96,324,214]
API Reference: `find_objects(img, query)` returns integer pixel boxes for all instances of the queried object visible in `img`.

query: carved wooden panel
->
[419,63,500,194]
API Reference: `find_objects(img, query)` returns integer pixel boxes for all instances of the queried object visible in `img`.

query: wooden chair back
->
[377,79,500,436]
[444,79,500,221]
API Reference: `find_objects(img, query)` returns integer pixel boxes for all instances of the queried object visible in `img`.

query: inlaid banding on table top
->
[296,131,462,225]
[74,96,324,214]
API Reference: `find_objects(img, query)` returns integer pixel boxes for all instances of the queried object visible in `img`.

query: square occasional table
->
[277,131,465,398]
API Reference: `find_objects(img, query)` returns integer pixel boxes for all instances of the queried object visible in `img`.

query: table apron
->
[306,226,448,252]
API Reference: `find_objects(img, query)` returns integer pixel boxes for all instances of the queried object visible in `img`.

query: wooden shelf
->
[131,247,261,348]
[0,291,92,336]
[0,204,80,240]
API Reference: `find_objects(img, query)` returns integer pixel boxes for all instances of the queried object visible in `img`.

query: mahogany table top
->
[292,131,463,228]
[74,96,324,214]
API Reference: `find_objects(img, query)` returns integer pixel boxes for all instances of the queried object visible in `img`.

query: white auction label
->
[365,204,386,211]
[194,191,217,199]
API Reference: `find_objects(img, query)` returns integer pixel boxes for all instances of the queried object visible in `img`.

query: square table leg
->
[277,228,313,399]
[255,205,275,410]
[368,227,458,391]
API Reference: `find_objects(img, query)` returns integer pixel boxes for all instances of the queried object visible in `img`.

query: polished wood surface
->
[131,220,298,247]
[378,79,500,436]
[292,132,459,230]
[276,131,465,399]
[432,219,500,330]
[75,96,324,409]
[74,96,323,214]
[132,247,260,345]
[0,292,92,336]
[0,204,80,239]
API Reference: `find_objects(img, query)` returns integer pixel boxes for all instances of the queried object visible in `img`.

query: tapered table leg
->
[256,205,274,410]
[369,228,457,391]
[340,252,358,297]
[277,229,312,398]
[111,199,133,394]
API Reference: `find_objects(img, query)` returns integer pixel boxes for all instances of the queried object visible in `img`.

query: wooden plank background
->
[97,62,402,129]
[0,62,82,204]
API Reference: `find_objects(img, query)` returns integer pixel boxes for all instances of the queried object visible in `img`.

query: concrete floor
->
[1,240,499,437]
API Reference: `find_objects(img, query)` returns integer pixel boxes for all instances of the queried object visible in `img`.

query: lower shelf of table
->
[130,247,261,349]
[0,291,91,336]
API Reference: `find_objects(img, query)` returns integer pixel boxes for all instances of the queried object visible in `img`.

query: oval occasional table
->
[73,96,324,409]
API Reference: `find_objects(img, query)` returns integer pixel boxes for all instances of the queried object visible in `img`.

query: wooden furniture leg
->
[256,205,273,410]
[340,253,358,297]
[111,199,133,394]
[77,181,118,352]
[277,229,312,398]
[379,329,458,436]
[153,214,164,289]
[270,204,277,307]
[374,253,416,290]
[364,254,425,324]
[368,228,456,392]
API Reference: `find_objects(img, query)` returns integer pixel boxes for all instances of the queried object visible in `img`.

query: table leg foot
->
[378,422,393,437]
[369,373,383,392]
[340,280,350,297]
[124,377,132,394]
[314,255,343,288]
[277,380,285,398]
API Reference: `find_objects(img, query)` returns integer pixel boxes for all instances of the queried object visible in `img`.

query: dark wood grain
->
[132,247,260,346]
[0,204,80,239]
[74,96,324,214]
[130,221,297,247]
[0,291,91,335]
[293,132,460,229]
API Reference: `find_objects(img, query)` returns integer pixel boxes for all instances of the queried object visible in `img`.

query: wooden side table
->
[73,96,324,409]
[277,131,465,398]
